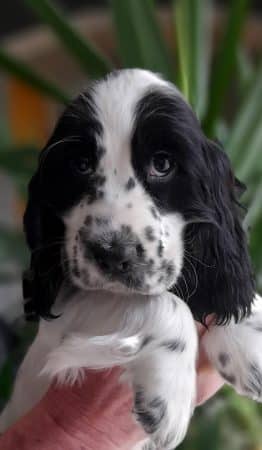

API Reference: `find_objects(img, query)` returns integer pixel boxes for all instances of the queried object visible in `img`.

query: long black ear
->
[175,139,255,325]
[23,171,64,321]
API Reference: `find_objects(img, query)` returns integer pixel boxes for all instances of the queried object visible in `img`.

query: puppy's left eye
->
[70,157,91,175]
[149,152,176,178]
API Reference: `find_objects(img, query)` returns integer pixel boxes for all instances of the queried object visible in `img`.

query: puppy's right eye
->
[70,157,91,175]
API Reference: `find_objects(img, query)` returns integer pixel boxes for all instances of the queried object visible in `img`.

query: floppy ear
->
[23,171,64,321]
[176,139,255,325]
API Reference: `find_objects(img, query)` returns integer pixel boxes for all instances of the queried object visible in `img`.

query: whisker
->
[184,249,215,269]
[182,254,199,299]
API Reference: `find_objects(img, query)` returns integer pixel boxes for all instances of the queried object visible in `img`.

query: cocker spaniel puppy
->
[0,69,261,450]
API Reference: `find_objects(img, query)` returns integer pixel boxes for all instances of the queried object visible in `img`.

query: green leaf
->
[0,48,69,104]
[111,0,173,80]
[249,216,262,280]
[173,0,211,119]
[227,63,262,162]
[0,227,28,266]
[203,0,249,136]
[0,147,38,176]
[236,122,262,182]
[245,181,262,229]
[236,49,255,95]
[25,0,112,78]
[0,361,13,401]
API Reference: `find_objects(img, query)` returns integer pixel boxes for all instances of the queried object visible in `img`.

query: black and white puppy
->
[0,69,261,450]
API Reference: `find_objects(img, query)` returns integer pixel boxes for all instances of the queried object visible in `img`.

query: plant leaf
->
[227,63,262,162]
[245,181,262,229]
[203,0,249,136]
[236,122,262,182]
[0,48,69,104]
[111,0,174,80]
[236,49,255,95]
[0,227,28,266]
[173,0,211,119]
[0,147,38,175]
[25,0,112,78]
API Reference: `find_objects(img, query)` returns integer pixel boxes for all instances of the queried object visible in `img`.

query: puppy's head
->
[23,69,254,323]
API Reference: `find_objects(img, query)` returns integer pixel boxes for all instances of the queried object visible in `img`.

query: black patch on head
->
[144,226,156,242]
[36,89,105,213]
[220,371,236,385]
[161,339,186,352]
[134,391,166,434]
[125,177,136,191]
[218,352,230,368]
[22,87,106,320]
[132,86,254,325]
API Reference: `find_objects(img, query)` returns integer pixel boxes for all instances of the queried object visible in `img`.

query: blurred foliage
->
[0,0,261,448]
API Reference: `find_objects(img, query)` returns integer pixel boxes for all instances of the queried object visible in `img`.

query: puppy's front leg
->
[130,295,198,450]
[41,332,146,384]
[203,294,262,402]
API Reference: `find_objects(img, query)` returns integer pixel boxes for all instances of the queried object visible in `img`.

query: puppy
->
[0,69,261,450]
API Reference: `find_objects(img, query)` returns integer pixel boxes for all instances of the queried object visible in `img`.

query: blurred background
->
[0,0,261,448]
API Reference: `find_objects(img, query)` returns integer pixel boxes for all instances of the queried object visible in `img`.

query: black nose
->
[89,240,136,275]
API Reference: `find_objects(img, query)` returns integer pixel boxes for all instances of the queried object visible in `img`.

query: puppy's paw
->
[203,321,262,402]
[133,386,193,450]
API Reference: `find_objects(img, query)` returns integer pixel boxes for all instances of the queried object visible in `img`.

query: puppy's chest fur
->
[46,287,191,348]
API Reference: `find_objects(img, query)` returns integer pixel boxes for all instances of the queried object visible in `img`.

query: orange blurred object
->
[7,79,51,147]
[7,79,52,218]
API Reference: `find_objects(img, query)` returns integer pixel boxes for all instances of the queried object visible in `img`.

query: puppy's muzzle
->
[89,240,137,275]
[84,227,145,280]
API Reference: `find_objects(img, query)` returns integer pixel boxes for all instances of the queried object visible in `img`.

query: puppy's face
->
[40,71,189,295]
[24,69,254,322]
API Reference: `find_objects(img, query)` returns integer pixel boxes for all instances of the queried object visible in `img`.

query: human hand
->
[196,320,224,405]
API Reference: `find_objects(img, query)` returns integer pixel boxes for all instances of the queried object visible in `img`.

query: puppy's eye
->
[149,152,176,178]
[70,157,91,175]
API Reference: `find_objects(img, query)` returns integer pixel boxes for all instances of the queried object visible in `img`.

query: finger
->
[196,366,224,405]
[196,316,225,405]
